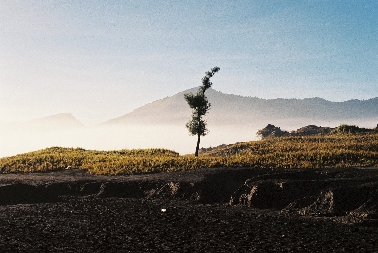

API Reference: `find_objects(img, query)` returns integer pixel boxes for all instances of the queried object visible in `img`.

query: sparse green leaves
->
[184,67,220,156]
[186,116,208,136]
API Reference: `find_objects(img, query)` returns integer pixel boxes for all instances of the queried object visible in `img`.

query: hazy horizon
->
[1,87,378,126]
[1,1,377,126]
[2,84,378,158]
[0,124,258,157]
[2,118,378,159]
[2,1,377,157]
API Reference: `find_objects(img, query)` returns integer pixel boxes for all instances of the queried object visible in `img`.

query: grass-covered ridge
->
[1,133,378,175]
[0,147,180,174]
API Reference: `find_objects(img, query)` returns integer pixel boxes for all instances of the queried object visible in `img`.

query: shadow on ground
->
[0,167,377,223]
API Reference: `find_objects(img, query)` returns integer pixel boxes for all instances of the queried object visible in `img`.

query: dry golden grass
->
[1,133,377,175]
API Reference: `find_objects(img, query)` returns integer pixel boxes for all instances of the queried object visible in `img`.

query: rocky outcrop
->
[0,167,377,224]
[230,179,324,209]
[0,167,266,205]
[349,190,378,219]
[229,168,378,223]
[298,185,378,216]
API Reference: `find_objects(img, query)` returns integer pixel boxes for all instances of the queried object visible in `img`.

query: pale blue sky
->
[1,0,377,125]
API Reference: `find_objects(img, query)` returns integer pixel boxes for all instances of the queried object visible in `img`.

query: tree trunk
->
[195,133,201,157]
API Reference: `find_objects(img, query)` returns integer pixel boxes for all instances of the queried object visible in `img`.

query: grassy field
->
[1,133,378,175]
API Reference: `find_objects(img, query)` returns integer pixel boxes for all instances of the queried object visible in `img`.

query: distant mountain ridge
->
[1,113,84,131]
[1,90,377,158]
[102,88,378,127]
[2,89,377,130]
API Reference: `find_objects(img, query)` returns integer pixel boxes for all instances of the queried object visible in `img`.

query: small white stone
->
[161,208,166,212]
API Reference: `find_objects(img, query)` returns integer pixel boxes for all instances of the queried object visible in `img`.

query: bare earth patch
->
[0,167,377,252]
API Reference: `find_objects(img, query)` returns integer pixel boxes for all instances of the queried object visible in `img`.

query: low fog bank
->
[0,124,258,158]
[1,119,377,158]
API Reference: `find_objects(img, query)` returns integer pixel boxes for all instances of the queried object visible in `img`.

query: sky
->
[1,0,377,125]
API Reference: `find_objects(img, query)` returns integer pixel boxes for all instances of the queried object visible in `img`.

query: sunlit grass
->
[1,133,378,175]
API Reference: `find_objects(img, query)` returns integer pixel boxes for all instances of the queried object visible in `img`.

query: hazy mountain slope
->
[102,89,194,125]
[1,90,377,158]
[31,113,84,127]
[102,88,378,127]
[1,113,85,131]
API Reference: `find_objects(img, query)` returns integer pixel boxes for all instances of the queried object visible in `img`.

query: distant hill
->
[1,90,377,158]
[1,113,85,132]
[102,88,378,128]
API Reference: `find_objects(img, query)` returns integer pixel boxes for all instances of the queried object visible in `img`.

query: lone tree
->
[184,66,220,157]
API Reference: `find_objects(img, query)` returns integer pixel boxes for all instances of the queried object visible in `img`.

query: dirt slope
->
[0,167,377,252]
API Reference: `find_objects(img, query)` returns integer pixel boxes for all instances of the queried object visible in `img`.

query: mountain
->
[28,113,85,130]
[1,113,85,132]
[1,90,377,158]
[102,88,193,126]
[102,88,378,128]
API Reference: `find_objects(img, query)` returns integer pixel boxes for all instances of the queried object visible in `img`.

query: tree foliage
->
[331,124,371,134]
[257,124,289,138]
[184,66,220,156]
[257,123,377,139]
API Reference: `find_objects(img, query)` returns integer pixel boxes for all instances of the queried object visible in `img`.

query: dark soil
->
[0,167,377,252]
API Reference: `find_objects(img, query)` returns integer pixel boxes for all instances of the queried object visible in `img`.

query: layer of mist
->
[0,124,258,158]
[2,118,378,158]
[2,88,378,158]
